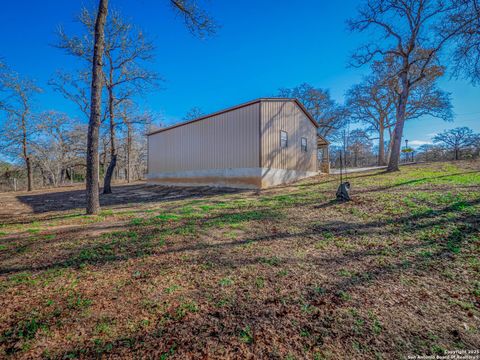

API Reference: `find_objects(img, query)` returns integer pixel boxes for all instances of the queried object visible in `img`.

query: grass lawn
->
[0,161,479,359]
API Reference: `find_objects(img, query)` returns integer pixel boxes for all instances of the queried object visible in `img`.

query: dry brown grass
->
[0,161,479,359]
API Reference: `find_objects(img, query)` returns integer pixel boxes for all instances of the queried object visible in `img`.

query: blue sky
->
[0,0,478,148]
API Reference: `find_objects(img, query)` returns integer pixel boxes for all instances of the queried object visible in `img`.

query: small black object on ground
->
[335,147,351,202]
[336,181,351,201]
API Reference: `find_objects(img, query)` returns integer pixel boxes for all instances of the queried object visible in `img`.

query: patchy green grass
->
[0,161,479,359]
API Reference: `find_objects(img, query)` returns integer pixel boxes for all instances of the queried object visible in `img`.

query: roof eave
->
[147,97,320,136]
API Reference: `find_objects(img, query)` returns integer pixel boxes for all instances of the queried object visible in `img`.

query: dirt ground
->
[0,182,241,220]
[0,161,479,359]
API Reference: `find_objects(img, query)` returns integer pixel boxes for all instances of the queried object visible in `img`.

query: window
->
[317,148,324,160]
[301,137,308,152]
[280,130,288,148]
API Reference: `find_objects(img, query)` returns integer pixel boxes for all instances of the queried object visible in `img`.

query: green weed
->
[239,326,253,344]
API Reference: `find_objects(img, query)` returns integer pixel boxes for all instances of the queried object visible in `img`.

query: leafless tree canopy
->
[346,69,395,165]
[346,54,453,165]
[0,65,42,191]
[56,7,160,195]
[433,126,479,160]
[32,112,87,187]
[170,0,218,38]
[349,0,472,172]
[449,0,480,84]
[183,106,205,121]
[49,70,92,119]
[278,83,348,140]
[78,0,216,213]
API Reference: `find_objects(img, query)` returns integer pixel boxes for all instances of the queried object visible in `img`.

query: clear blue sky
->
[0,0,478,148]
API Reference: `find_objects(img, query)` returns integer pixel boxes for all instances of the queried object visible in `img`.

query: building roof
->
[147,98,322,136]
[317,137,330,146]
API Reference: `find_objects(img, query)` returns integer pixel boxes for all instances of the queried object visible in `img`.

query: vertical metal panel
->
[148,102,260,173]
[261,100,318,171]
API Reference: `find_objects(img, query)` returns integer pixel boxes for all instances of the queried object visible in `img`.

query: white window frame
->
[301,137,308,152]
[280,130,288,148]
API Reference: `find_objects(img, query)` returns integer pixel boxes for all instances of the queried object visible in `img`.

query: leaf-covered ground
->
[0,161,479,359]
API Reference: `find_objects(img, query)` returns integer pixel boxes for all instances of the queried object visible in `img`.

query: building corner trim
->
[258,101,262,168]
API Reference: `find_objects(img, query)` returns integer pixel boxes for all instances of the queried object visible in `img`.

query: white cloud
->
[408,140,433,148]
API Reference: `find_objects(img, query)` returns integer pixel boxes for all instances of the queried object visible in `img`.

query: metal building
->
[147,98,330,189]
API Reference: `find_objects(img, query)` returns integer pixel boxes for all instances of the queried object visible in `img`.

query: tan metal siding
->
[261,100,317,171]
[148,102,260,172]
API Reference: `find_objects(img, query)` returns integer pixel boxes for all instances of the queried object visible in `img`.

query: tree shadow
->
[0,207,281,275]
[3,183,245,219]
[356,171,480,194]
[46,197,480,359]
[1,195,477,277]
[313,199,343,209]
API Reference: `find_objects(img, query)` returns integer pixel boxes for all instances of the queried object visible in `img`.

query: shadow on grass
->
[1,196,478,276]
[356,171,480,195]
[48,200,480,359]
[0,208,282,275]
[313,199,345,209]
[297,170,389,188]
[3,183,244,220]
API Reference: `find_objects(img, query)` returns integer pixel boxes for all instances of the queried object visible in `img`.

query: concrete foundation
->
[147,168,318,189]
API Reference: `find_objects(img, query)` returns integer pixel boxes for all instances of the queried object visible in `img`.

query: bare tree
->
[347,57,452,165]
[433,127,478,160]
[404,78,453,122]
[78,0,216,213]
[183,106,204,121]
[86,0,108,214]
[100,11,157,193]
[169,0,217,37]
[417,144,442,162]
[32,111,87,186]
[349,0,473,172]
[102,13,157,193]
[346,74,395,165]
[49,70,92,119]
[58,8,158,194]
[0,66,42,191]
[346,129,374,167]
[278,83,348,140]
[450,0,480,84]
[117,102,153,183]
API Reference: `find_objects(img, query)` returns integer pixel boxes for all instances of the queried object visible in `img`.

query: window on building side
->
[280,130,288,148]
[301,137,307,152]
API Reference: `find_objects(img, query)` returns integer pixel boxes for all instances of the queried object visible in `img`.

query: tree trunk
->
[86,0,109,215]
[126,123,132,183]
[25,157,33,191]
[378,123,386,166]
[103,154,116,194]
[40,168,47,187]
[21,114,33,192]
[101,139,107,175]
[103,85,116,194]
[454,147,459,160]
[386,126,394,163]
[60,168,66,184]
[387,74,409,172]
[387,121,405,172]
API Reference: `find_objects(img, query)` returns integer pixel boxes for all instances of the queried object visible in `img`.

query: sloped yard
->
[0,161,479,359]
